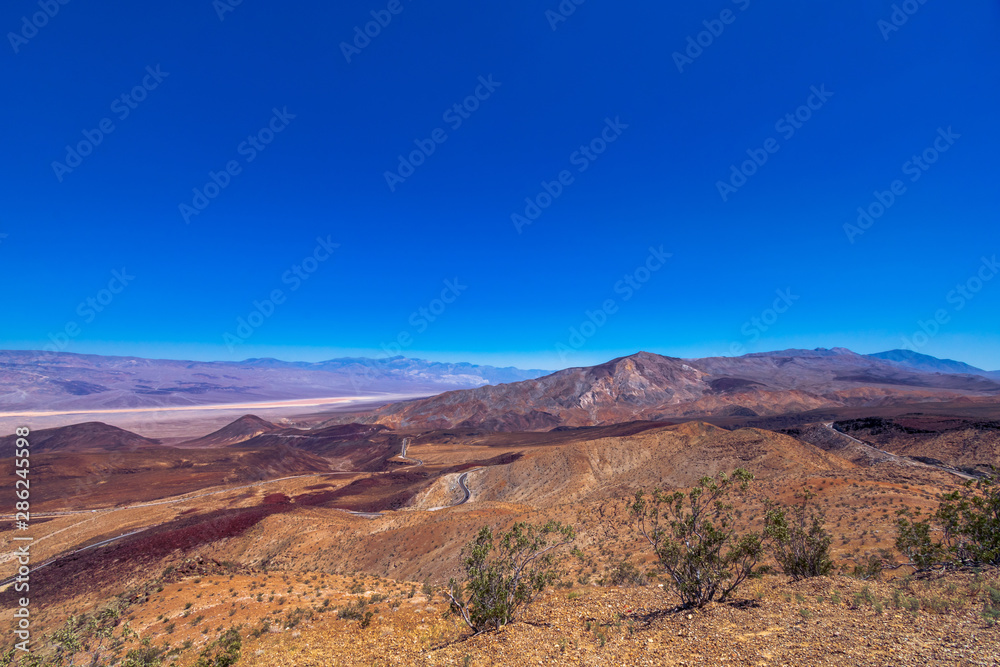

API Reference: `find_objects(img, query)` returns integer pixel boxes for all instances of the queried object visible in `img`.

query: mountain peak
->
[611,351,685,364]
[180,414,282,448]
[361,347,1000,431]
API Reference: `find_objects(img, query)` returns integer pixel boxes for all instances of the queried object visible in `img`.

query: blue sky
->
[1,0,998,371]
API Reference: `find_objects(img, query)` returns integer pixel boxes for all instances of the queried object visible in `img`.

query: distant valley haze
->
[1,346,996,417]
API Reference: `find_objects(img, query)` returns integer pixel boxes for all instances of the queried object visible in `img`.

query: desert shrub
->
[121,638,166,667]
[938,475,1000,564]
[44,602,138,666]
[602,559,648,587]
[984,585,1000,627]
[446,520,575,634]
[892,590,921,613]
[896,472,1000,569]
[284,607,313,629]
[764,490,833,580]
[193,627,241,667]
[850,584,875,609]
[895,509,946,570]
[631,469,768,609]
[248,620,270,638]
[0,652,42,667]
[851,555,884,581]
[338,597,373,628]
[49,616,84,657]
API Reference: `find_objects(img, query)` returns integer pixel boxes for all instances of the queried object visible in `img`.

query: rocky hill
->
[0,421,160,454]
[362,350,1000,430]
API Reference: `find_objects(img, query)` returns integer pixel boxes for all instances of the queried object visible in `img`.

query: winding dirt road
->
[822,422,976,481]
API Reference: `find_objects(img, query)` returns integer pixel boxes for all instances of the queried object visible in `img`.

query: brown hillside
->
[357,351,1000,431]
[0,421,160,454]
[178,414,283,447]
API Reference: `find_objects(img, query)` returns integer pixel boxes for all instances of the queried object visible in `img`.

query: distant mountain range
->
[359,348,1000,431]
[865,349,1000,379]
[5,346,1000,458]
[0,348,996,418]
[0,350,551,414]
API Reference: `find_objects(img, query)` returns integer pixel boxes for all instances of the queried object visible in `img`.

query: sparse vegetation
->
[193,627,241,667]
[338,597,374,628]
[764,489,834,580]
[896,472,1000,569]
[9,407,1000,665]
[601,559,647,587]
[984,585,1000,627]
[121,637,166,667]
[852,557,884,581]
[446,520,575,633]
[631,469,769,608]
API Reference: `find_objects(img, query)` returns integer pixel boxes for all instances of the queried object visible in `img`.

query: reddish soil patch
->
[0,504,292,608]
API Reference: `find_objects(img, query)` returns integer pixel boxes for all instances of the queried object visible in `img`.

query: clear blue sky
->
[2,1,998,370]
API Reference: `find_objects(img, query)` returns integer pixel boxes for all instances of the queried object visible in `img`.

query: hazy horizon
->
[1,340,997,374]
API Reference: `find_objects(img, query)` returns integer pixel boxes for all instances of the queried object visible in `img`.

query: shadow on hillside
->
[624,597,762,626]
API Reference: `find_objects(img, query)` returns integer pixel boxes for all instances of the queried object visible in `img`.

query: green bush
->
[895,509,945,570]
[938,475,1000,565]
[984,586,1000,627]
[850,554,885,581]
[896,472,1000,569]
[338,597,373,628]
[193,627,241,667]
[631,469,768,609]
[602,559,648,587]
[446,521,575,633]
[122,638,166,667]
[764,490,833,581]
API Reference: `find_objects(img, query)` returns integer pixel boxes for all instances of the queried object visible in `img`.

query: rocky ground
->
[228,570,999,666]
[28,567,991,666]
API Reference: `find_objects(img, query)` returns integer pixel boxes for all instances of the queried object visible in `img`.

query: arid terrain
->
[0,350,550,418]
[356,350,1000,430]
[2,348,999,666]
